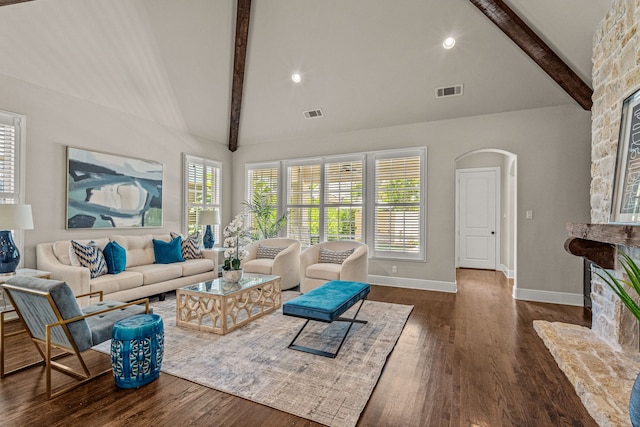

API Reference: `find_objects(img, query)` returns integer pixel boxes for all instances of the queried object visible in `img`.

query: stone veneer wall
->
[591,0,640,352]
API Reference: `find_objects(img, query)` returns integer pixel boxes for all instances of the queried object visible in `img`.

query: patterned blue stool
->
[111,314,164,388]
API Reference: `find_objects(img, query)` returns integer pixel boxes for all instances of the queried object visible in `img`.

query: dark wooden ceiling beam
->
[0,0,35,6]
[228,0,251,152]
[469,0,593,110]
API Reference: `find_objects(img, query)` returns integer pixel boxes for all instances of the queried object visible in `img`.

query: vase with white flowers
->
[222,212,251,282]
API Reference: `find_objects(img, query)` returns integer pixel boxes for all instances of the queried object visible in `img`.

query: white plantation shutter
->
[0,111,26,261]
[287,161,321,246]
[247,164,281,231]
[0,114,20,204]
[371,150,425,259]
[184,154,221,241]
[246,147,426,260]
[324,157,364,241]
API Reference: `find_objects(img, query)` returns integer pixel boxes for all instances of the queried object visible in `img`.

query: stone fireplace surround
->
[557,224,640,425]
[536,0,640,425]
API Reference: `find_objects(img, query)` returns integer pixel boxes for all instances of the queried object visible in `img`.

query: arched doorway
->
[455,149,517,294]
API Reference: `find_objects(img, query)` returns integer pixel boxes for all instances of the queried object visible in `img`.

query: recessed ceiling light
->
[291,73,302,83]
[443,37,456,49]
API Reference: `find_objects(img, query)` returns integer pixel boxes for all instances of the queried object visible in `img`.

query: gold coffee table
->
[176,274,281,335]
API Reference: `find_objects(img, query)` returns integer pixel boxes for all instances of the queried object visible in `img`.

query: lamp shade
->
[197,209,219,226]
[0,204,34,230]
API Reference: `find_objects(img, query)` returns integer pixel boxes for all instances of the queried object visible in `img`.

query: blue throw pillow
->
[153,237,184,264]
[103,241,126,274]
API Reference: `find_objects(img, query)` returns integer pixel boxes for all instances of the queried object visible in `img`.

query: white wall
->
[232,104,592,296]
[0,68,592,299]
[0,74,232,267]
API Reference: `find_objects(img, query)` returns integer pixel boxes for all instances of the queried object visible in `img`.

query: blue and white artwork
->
[66,147,163,229]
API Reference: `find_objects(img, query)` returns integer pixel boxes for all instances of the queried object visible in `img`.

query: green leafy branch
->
[595,250,640,321]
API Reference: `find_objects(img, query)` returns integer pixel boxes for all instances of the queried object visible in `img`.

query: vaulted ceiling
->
[0,0,611,149]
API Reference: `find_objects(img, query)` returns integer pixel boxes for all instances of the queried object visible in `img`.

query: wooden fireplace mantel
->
[565,223,640,269]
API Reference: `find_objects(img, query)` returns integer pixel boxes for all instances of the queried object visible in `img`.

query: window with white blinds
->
[372,152,423,258]
[246,163,281,233]
[183,154,221,243]
[245,147,426,260]
[0,110,26,258]
[287,162,321,246]
[324,158,363,241]
[0,112,21,204]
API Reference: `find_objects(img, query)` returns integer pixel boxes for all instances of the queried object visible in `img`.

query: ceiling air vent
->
[436,84,464,98]
[303,109,324,119]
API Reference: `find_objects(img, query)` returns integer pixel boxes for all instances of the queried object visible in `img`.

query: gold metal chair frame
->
[0,287,149,399]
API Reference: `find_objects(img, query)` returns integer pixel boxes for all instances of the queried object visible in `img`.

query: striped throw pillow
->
[71,240,108,278]
[318,247,355,264]
[170,232,203,260]
[256,244,286,259]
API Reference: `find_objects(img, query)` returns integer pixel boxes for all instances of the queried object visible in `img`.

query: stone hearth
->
[535,320,640,426]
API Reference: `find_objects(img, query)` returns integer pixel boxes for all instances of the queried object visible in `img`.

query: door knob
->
[491,231,495,235]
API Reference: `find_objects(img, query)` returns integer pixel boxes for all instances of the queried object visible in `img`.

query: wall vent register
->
[303,109,324,119]
[436,84,464,98]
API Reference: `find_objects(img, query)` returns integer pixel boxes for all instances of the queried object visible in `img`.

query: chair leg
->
[288,298,368,358]
[1,310,48,377]
[45,325,94,399]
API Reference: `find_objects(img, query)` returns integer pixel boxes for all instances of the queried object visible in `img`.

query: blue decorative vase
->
[203,225,214,249]
[0,230,20,274]
[631,373,640,426]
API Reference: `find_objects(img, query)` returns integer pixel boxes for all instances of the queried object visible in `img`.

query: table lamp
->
[0,204,34,274]
[197,209,220,249]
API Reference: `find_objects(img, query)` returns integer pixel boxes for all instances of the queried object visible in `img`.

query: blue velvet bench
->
[283,280,370,358]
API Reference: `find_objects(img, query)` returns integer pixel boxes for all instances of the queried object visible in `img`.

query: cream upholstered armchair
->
[300,241,369,293]
[241,238,301,290]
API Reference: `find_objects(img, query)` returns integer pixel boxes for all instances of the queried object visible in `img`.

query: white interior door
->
[457,168,500,270]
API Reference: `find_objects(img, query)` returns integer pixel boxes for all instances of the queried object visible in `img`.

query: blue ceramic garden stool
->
[111,314,164,388]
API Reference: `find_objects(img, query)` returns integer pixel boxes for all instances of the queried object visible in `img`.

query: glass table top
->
[180,273,279,296]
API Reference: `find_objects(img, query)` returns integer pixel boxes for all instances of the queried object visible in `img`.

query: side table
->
[0,269,51,312]
[202,247,226,276]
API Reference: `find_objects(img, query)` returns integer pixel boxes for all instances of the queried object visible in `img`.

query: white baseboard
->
[368,275,457,293]
[499,264,515,279]
[513,287,583,306]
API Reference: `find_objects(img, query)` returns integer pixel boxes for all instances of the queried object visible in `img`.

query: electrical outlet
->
[526,210,533,220]
[392,265,397,274]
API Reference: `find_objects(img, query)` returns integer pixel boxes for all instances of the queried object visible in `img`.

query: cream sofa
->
[241,238,301,290]
[36,234,217,307]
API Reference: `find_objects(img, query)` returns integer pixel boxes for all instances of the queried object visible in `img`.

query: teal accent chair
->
[0,276,149,398]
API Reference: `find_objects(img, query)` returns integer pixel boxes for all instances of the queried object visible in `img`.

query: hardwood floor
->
[0,269,596,426]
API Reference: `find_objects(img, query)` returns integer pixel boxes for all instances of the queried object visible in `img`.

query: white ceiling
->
[0,0,612,147]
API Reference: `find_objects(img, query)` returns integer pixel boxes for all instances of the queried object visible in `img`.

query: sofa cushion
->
[243,258,274,275]
[318,247,354,264]
[83,300,147,346]
[306,263,341,281]
[71,240,108,279]
[103,241,126,274]
[170,232,203,260]
[127,264,182,285]
[257,244,286,259]
[89,270,143,296]
[111,235,155,268]
[180,258,215,276]
[53,238,109,266]
[153,237,184,264]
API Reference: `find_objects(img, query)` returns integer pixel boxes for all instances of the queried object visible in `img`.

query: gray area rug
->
[95,292,413,427]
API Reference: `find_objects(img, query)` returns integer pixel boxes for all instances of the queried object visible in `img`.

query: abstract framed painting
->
[66,147,163,229]
[611,89,640,224]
